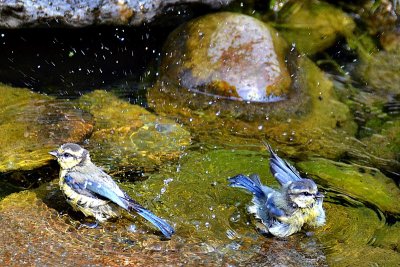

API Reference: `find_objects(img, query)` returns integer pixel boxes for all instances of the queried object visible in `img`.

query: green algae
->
[356,48,400,95]
[297,158,400,215]
[361,120,400,163]
[123,148,400,265]
[77,90,191,173]
[150,36,357,160]
[318,204,400,266]
[0,83,93,173]
[121,149,276,243]
[1,146,399,265]
[276,0,355,55]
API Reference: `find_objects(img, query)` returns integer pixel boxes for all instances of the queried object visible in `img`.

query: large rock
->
[160,12,292,103]
[0,0,232,28]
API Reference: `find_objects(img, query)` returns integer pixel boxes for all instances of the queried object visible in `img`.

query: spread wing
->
[263,142,302,185]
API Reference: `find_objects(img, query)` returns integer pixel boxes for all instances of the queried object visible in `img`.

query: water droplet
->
[127,224,137,232]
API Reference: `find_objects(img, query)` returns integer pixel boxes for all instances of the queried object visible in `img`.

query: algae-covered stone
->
[360,120,400,170]
[0,150,326,266]
[297,158,400,215]
[129,148,400,265]
[356,48,400,95]
[149,11,358,160]
[0,182,221,266]
[276,0,355,55]
[318,204,400,266]
[160,12,292,103]
[150,53,357,160]
[77,90,191,173]
[121,148,326,265]
[0,83,93,173]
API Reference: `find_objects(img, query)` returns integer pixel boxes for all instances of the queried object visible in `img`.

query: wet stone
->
[77,90,191,174]
[0,182,224,266]
[0,83,93,175]
[150,53,357,160]
[160,12,292,103]
[0,0,233,28]
[276,1,355,55]
[297,158,400,215]
[0,149,328,266]
[356,48,400,95]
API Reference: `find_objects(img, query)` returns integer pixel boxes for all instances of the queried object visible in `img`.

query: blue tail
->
[127,200,175,239]
[228,174,266,199]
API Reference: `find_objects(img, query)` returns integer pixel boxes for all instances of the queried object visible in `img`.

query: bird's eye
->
[63,152,73,158]
[302,192,311,196]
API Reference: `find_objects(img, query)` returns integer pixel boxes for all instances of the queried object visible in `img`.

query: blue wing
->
[65,171,174,238]
[266,196,286,218]
[64,173,128,209]
[264,142,302,185]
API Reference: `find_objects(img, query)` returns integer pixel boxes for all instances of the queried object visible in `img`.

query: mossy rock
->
[297,158,400,215]
[356,48,400,95]
[276,0,355,55]
[318,204,400,266]
[0,83,93,174]
[150,53,357,160]
[77,90,191,173]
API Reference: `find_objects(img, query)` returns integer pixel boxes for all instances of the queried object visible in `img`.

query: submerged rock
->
[356,48,400,95]
[318,204,400,266]
[160,12,292,103]
[77,90,191,173]
[0,182,222,266]
[0,0,232,28]
[276,0,355,55]
[0,149,327,266]
[150,38,357,160]
[132,148,400,265]
[297,158,400,215]
[0,83,93,176]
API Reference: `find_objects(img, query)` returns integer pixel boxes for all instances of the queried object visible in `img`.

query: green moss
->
[77,90,191,172]
[297,158,400,214]
[276,1,355,55]
[121,149,277,243]
[0,83,92,173]
[318,204,400,266]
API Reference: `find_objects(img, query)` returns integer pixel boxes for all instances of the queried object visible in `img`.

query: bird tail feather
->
[126,199,175,239]
[228,174,266,199]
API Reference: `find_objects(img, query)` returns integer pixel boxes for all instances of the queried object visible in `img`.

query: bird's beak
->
[49,150,58,157]
[315,192,324,199]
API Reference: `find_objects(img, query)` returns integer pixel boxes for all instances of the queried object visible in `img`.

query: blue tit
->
[228,143,325,238]
[49,143,175,238]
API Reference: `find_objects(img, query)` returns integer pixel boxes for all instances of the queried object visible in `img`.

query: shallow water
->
[0,2,399,266]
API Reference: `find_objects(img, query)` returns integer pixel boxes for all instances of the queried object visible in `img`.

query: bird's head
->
[286,179,322,208]
[49,143,90,170]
